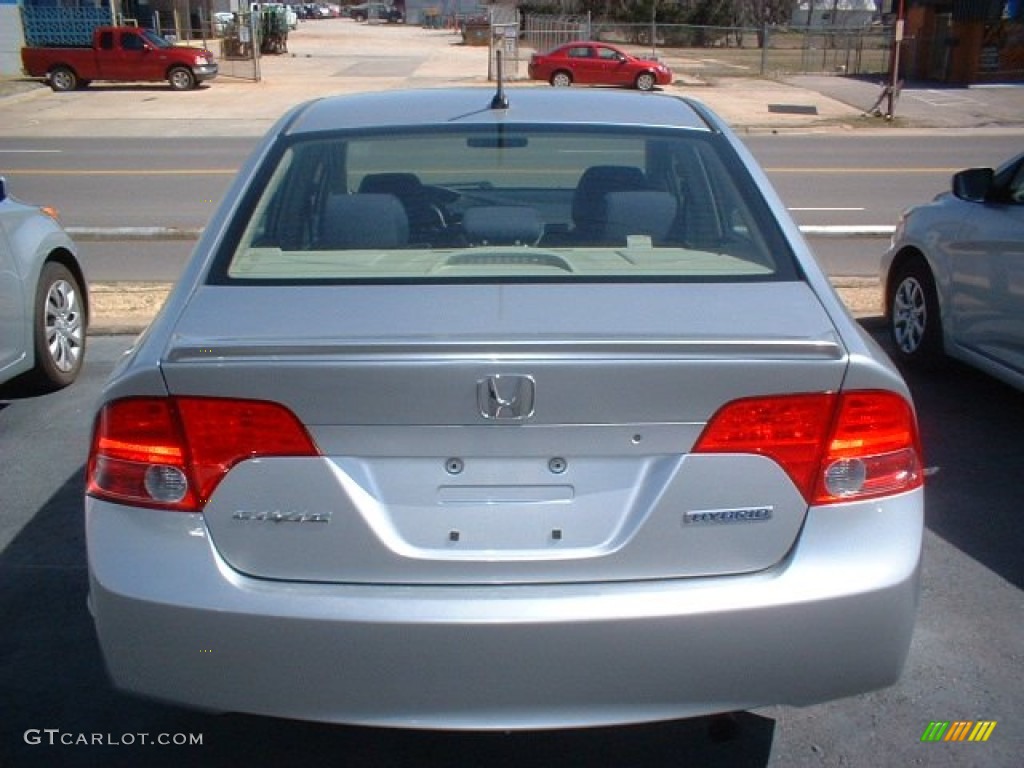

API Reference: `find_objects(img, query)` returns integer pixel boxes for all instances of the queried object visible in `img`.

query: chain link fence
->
[523,15,893,79]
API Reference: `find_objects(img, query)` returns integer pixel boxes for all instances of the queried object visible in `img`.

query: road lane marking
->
[790,207,865,212]
[66,224,897,241]
[764,167,960,173]
[2,168,237,175]
[2,166,959,176]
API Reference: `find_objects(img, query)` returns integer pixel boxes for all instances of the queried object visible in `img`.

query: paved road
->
[8,133,1022,233]
[1,330,1022,768]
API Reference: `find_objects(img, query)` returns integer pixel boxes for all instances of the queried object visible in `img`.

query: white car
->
[0,177,87,391]
[86,88,923,730]
[882,151,1024,390]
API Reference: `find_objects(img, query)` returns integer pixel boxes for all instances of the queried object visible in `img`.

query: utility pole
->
[885,0,906,119]
[651,0,657,60]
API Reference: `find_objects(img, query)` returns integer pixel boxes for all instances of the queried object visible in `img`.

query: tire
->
[30,262,86,391]
[888,259,944,368]
[49,66,78,93]
[550,71,572,88]
[635,72,656,91]
[168,66,196,91]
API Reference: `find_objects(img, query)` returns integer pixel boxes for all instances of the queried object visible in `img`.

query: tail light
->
[694,391,923,505]
[87,396,319,512]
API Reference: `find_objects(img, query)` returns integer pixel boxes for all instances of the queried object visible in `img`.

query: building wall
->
[404,0,486,27]
[1,0,26,75]
[903,1,1024,83]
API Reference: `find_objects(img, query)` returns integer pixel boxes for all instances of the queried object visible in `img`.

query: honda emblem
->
[477,375,535,421]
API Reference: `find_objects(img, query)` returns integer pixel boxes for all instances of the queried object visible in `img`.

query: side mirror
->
[952,167,994,203]
[0,177,7,202]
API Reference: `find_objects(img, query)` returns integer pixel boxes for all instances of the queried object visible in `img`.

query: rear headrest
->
[604,190,678,244]
[320,193,409,248]
[572,165,649,239]
[462,206,544,246]
[357,173,425,198]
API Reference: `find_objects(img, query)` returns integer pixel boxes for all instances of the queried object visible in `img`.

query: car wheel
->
[550,71,572,88]
[168,66,196,91]
[49,66,78,92]
[889,259,944,367]
[635,72,656,91]
[31,262,86,390]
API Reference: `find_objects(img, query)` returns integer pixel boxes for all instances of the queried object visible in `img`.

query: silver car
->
[883,151,1024,390]
[86,88,924,730]
[0,177,87,391]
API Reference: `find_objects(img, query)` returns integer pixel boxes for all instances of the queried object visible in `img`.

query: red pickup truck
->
[21,26,218,92]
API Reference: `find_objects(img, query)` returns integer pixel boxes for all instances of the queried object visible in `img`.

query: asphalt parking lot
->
[2,327,1022,768]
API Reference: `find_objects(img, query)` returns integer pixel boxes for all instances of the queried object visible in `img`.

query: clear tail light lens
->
[87,396,318,512]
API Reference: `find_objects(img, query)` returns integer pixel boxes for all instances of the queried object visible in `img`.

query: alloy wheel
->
[892,275,927,355]
[44,277,84,373]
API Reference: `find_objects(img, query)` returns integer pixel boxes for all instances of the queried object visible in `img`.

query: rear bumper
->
[86,492,922,730]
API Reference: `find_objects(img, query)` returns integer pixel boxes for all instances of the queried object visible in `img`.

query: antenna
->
[490,49,509,110]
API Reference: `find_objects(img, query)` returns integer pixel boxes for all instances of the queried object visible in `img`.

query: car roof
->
[281,88,715,136]
[554,41,621,50]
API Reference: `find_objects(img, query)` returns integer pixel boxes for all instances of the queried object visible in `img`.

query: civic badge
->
[477,375,535,421]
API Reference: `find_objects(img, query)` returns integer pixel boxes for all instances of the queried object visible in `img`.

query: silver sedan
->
[883,151,1024,390]
[86,88,924,730]
[0,177,87,391]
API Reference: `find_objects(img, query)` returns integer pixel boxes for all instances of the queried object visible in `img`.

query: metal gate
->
[148,6,261,82]
[215,11,261,82]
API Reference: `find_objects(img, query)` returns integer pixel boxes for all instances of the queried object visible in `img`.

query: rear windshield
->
[217,125,799,283]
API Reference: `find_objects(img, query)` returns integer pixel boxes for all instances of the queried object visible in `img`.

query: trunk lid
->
[161,281,847,584]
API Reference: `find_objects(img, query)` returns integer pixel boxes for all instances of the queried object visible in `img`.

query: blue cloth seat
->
[462,206,544,246]
[320,193,409,249]
[604,190,679,245]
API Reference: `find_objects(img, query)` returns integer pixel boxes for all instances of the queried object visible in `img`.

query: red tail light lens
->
[694,391,923,505]
[87,396,318,511]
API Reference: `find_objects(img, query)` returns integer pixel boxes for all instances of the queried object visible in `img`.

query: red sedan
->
[528,41,672,91]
